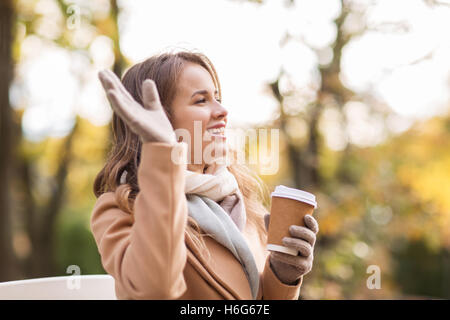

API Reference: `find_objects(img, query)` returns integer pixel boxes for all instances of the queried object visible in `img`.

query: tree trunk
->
[269,0,355,191]
[107,0,126,149]
[24,119,79,277]
[0,0,17,281]
[111,0,125,78]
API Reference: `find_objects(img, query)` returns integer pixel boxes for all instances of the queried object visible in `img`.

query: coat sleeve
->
[90,141,189,299]
[258,257,303,300]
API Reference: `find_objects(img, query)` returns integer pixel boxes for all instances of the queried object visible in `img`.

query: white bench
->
[0,275,117,300]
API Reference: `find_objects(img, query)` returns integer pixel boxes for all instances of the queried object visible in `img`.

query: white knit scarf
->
[184,164,247,232]
[184,164,257,299]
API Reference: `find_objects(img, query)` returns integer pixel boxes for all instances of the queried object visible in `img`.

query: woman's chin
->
[204,146,228,165]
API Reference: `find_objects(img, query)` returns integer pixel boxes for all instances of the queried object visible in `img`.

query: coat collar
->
[184,232,253,300]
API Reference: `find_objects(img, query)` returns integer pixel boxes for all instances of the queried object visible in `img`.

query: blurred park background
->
[1,0,449,299]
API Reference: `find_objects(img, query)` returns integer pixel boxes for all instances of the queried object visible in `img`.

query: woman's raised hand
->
[98,69,177,144]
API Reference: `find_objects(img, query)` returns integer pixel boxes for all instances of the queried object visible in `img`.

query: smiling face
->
[170,62,229,172]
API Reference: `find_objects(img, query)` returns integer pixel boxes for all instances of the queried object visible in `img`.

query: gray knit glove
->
[264,213,319,285]
[98,69,177,144]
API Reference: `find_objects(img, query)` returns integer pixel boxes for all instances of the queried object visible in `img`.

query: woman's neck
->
[187,163,206,174]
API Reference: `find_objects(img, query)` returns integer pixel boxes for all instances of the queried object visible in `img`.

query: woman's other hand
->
[98,69,177,144]
[264,214,319,285]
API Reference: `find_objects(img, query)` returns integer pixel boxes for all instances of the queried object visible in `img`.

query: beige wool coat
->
[90,141,303,300]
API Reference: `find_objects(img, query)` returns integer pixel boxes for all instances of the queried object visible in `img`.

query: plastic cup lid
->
[271,185,317,208]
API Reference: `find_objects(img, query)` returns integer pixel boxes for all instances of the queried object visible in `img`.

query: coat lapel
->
[185,232,253,300]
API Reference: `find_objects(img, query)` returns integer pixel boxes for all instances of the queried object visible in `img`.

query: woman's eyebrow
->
[191,89,218,98]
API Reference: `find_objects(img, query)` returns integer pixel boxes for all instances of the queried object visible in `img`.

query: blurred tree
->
[267,0,355,190]
[17,119,79,276]
[3,0,127,279]
[251,0,450,299]
[110,0,126,77]
[0,0,17,281]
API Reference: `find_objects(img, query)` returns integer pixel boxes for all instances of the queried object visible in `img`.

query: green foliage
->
[262,114,450,299]
[55,205,105,276]
[392,240,450,299]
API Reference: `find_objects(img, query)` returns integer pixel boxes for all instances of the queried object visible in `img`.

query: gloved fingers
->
[107,89,147,131]
[99,69,134,103]
[269,257,301,284]
[288,225,316,247]
[304,214,319,234]
[295,257,313,275]
[282,237,313,257]
[271,251,313,274]
[100,72,143,125]
[142,79,163,111]
[105,89,135,125]
[264,214,270,232]
[270,251,299,267]
[98,70,114,91]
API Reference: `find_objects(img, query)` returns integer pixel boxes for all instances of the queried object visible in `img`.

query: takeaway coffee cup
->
[266,185,317,256]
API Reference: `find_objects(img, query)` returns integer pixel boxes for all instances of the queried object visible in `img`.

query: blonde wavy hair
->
[93,50,269,261]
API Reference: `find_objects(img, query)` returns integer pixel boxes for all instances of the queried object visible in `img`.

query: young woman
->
[91,50,319,300]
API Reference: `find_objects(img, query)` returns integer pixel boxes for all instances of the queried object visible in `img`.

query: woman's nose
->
[212,101,228,120]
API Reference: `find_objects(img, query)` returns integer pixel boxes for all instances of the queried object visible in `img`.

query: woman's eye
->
[195,97,221,104]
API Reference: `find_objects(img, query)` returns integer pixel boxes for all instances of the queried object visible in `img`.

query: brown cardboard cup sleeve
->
[267,185,317,256]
